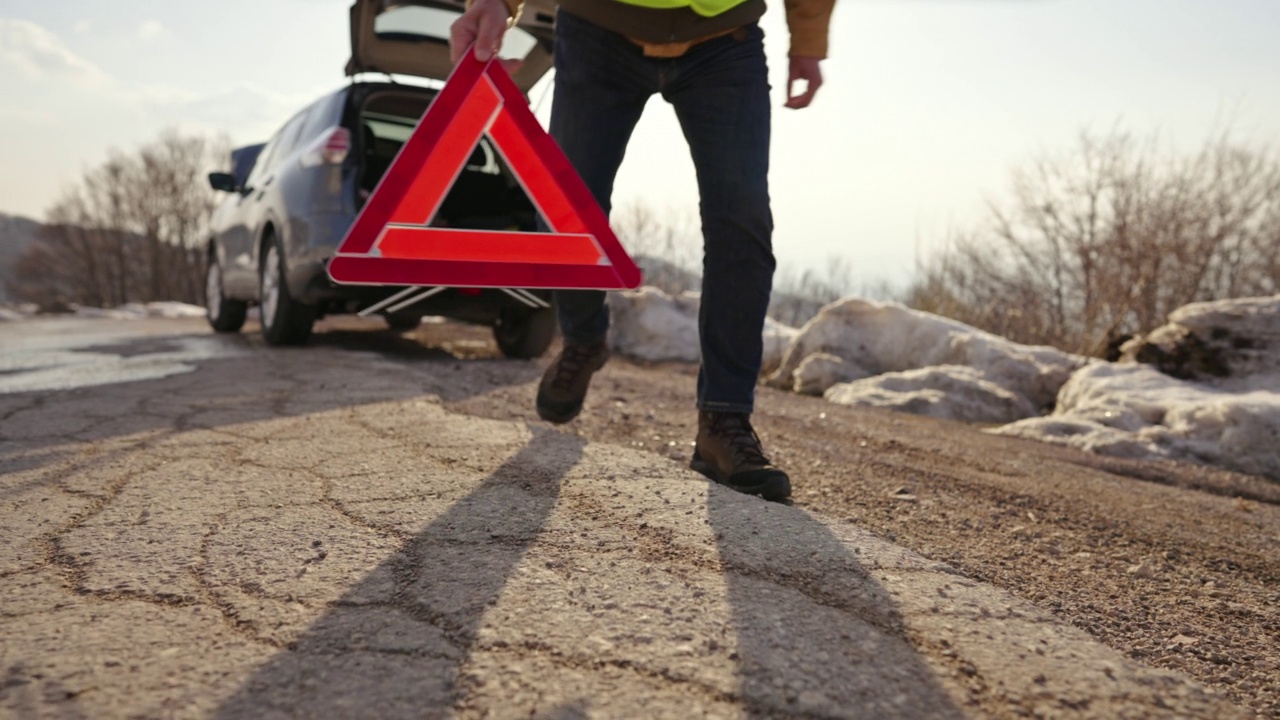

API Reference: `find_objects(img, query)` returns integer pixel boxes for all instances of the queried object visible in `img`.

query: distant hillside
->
[0,213,41,301]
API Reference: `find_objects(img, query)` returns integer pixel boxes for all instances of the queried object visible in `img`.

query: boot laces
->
[551,342,602,390]
[708,413,771,466]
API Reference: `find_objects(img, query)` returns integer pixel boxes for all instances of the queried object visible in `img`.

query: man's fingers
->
[450,24,477,65]
[785,86,816,109]
[449,0,509,65]
[784,75,815,109]
[785,57,824,110]
[475,20,503,62]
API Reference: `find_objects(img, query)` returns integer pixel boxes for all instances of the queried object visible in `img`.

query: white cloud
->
[0,18,339,217]
[137,20,167,41]
[73,19,92,35]
[139,83,318,144]
[0,19,110,88]
[0,19,307,141]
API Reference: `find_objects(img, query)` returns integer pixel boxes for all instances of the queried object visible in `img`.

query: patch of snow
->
[0,334,248,394]
[608,287,701,363]
[607,287,797,375]
[1118,295,1280,392]
[762,318,799,377]
[792,353,869,396]
[826,364,1039,424]
[0,303,38,321]
[995,295,1280,480]
[74,305,148,320]
[145,302,207,319]
[1172,295,1280,346]
[770,298,1087,417]
[67,302,207,320]
[992,362,1280,479]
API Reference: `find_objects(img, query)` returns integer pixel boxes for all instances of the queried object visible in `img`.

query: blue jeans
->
[549,10,775,415]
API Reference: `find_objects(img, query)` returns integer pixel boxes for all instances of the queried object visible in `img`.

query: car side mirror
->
[208,172,240,193]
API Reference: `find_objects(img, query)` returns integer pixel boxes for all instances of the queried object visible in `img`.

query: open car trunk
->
[347,0,556,92]
[349,86,555,359]
[355,88,539,232]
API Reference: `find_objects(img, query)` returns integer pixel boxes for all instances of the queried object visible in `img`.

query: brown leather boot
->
[690,411,791,501]
[536,340,609,424]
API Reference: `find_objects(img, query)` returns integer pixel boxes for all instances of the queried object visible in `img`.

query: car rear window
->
[374,3,537,58]
[363,109,497,173]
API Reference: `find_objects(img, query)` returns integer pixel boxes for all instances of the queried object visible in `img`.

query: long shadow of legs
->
[214,427,585,719]
[705,491,967,718]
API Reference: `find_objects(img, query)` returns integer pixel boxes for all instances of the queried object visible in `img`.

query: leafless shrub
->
[612,200,701,295]
[769,256,853,327]
[610,200,885,327]
[770,256,898,327]
[906,129,1280,356]
[9,129,228,309]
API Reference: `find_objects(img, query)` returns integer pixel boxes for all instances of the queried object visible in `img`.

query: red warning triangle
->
[327,50,642,290]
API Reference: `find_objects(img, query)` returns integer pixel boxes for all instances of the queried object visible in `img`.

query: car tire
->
[205,252,248,333]
[259,235,316,346]
[493,306,556,359]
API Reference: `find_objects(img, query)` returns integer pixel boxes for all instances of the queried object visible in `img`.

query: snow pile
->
[768,298,1087,424]
[995,295,1280,479]
[143,302,208,319]
[826,364,1040,424]
[607,287,798,375]
[72,302,207,320]
[1115,295,1280,390]
[74,305,149,320]
[0,303,38,322]
[608,288,701,363]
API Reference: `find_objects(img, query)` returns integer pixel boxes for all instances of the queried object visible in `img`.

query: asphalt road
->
[0,316,1252,719]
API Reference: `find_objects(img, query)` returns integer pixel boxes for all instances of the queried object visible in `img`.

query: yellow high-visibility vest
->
[613,0,750,18]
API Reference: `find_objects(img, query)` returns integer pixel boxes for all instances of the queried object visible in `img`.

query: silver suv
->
[204,0,560,358]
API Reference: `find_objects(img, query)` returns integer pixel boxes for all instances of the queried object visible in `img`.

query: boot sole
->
[536,398,583,425]
[689,457,792,502]
[535,349,608,425]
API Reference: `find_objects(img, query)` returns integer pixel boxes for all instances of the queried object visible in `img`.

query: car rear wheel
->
[259,236,316,346]
[206,252,248,333]
[493,306,556,359]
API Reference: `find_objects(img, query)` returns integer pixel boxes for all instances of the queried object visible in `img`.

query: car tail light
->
[301,126,351,167]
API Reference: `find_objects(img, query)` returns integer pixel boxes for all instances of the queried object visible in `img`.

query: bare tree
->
[610,200,702,295]
[769,255,854,326]
[10,130,228,309]
[907,129,1280,356]
[610,200,881,326]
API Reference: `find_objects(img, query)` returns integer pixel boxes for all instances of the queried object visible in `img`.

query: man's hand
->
[450,0,511,64]
[785,56,824,110]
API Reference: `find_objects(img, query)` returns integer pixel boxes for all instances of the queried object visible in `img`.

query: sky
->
[2,0,1279,289]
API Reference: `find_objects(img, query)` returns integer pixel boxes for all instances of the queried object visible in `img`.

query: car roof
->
[346,0,556,92]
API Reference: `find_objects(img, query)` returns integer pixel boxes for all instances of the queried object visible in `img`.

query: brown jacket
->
[498,0,835,58]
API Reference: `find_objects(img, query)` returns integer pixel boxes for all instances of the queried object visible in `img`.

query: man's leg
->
[665,25,775,413]
[663,25,789,500]
[537,10,654,423]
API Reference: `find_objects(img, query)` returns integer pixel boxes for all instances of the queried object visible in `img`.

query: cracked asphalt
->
[0,316,1252,718]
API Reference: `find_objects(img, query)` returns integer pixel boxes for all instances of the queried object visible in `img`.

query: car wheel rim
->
[262,246,280,329]
[206,262,222,322]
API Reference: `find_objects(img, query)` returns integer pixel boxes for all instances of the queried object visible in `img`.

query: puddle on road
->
[0,330,248,394]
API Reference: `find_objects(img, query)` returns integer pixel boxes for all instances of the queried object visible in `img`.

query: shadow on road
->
[213,427,584,719]
[706,491,967,718]
[208,430,966,716]
[0,321,544,485]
